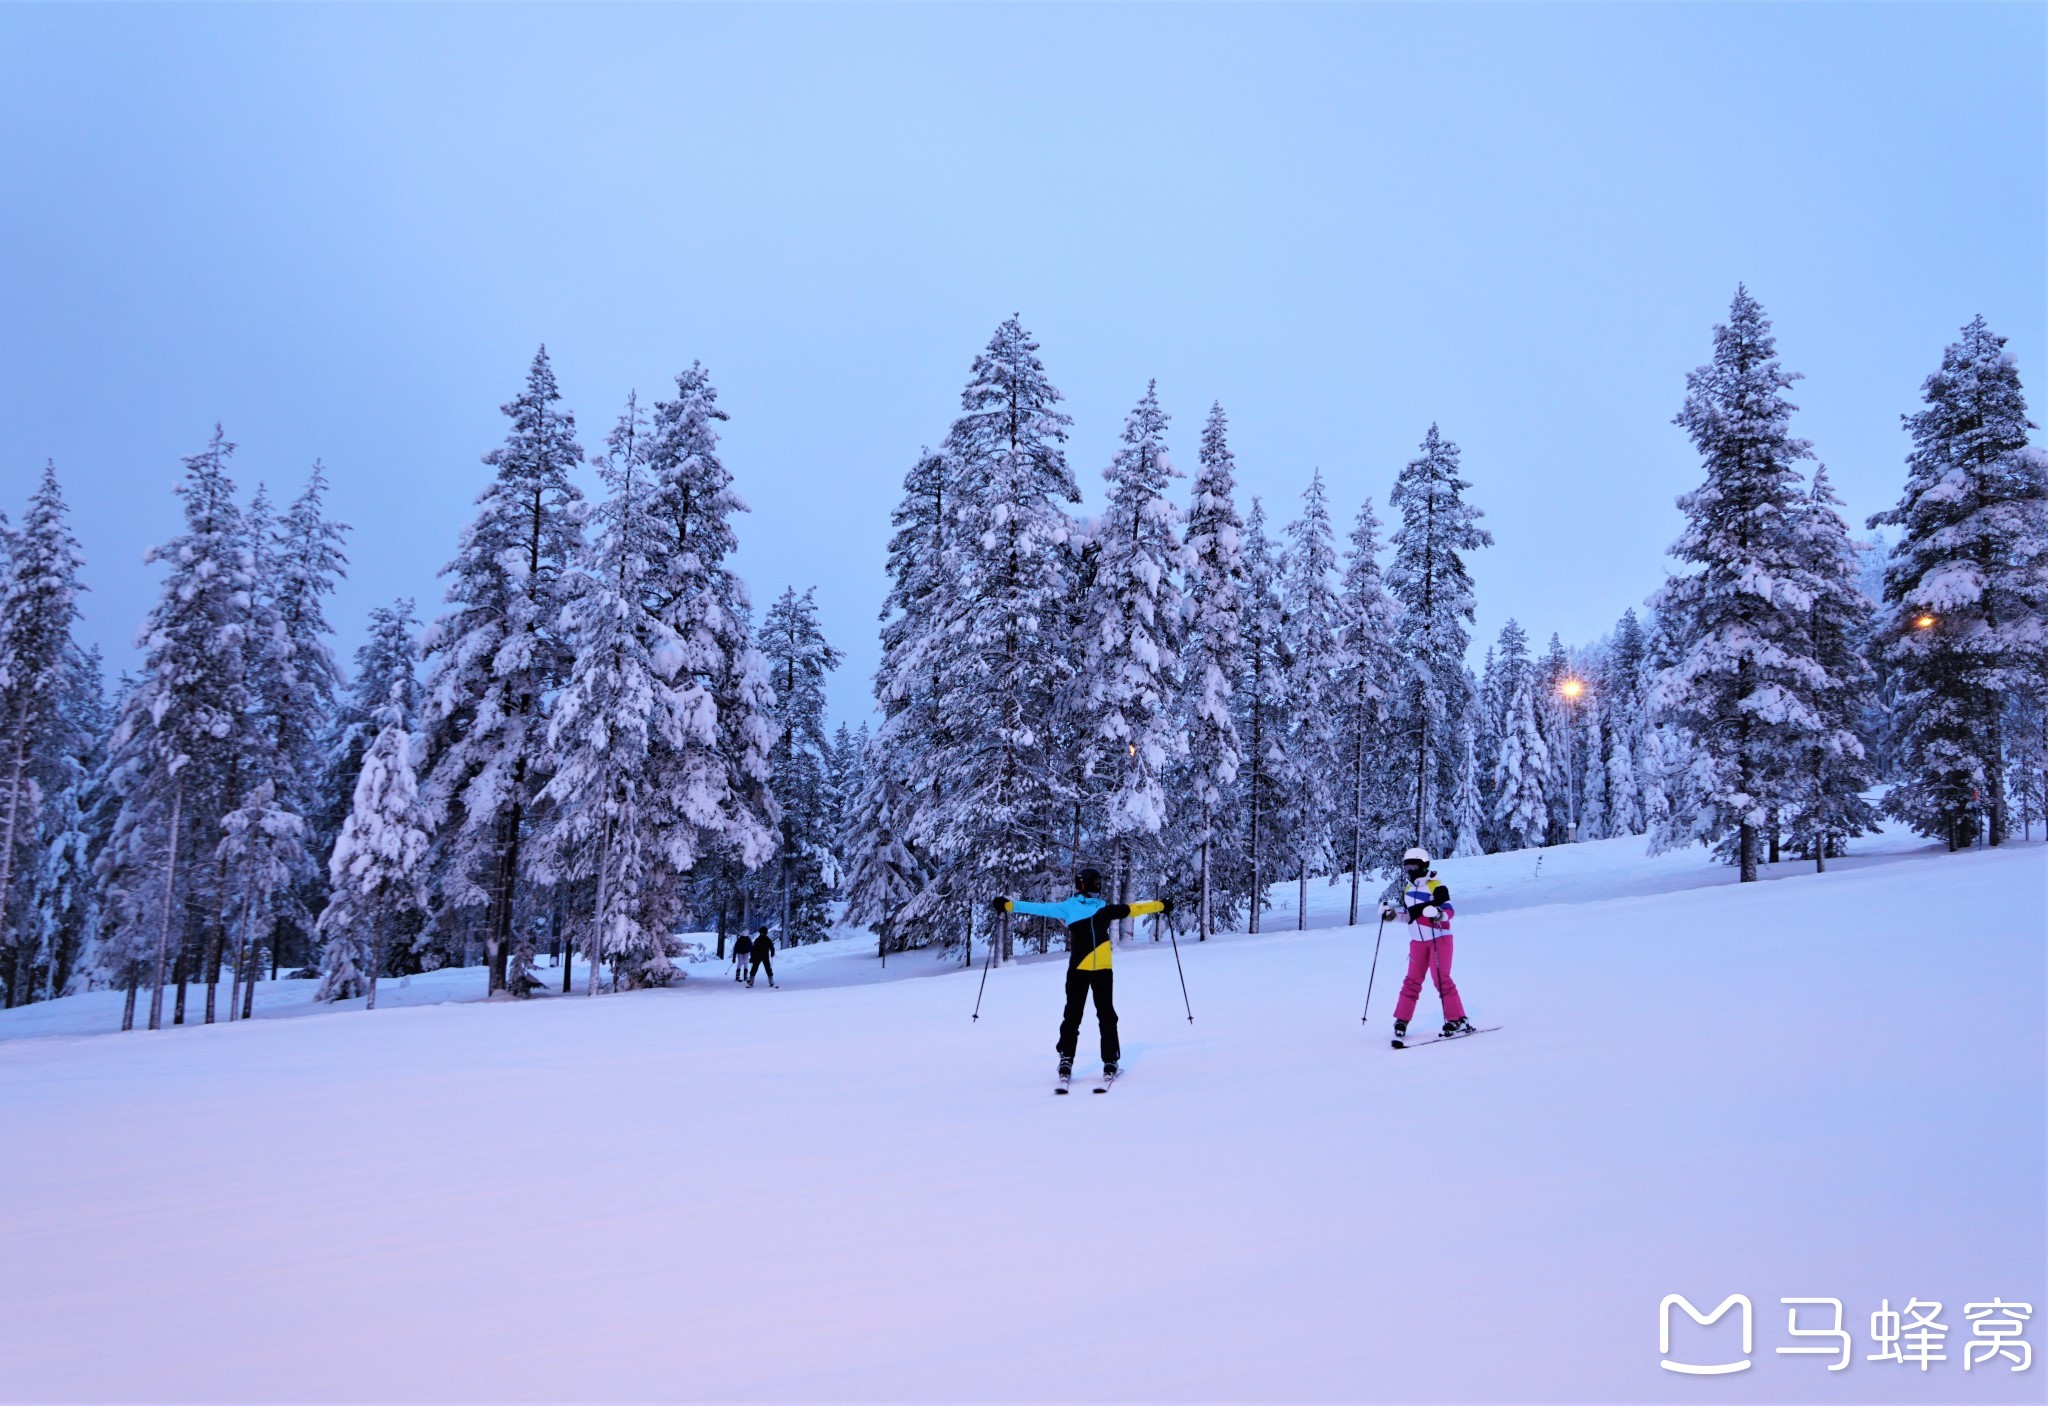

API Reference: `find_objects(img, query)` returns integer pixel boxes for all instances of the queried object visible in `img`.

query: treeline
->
[840,293,2047,958]
[0,351,857,1023]
[1,292,2042,1017]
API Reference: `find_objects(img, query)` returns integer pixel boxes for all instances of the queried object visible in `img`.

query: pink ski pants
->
[1392,935,1465,1023]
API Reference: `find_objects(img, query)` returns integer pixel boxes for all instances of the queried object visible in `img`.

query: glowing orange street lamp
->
[1560,677,1586,700]
[1915,614,1937,630]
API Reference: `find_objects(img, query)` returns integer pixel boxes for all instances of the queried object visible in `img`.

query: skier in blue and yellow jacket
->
[991,866,1173,1080]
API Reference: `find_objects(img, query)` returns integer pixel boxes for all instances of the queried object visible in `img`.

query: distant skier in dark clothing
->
[731,932,752,982]
[747,928,776,988]
[991,867,1172,1081]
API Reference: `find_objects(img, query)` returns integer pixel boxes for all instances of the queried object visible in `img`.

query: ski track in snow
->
[1,825,2042,1403]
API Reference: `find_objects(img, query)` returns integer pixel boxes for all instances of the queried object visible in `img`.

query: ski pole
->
[1361,913,1387,1022]
[1165,916,1194,1024]
[970,909,998,1021]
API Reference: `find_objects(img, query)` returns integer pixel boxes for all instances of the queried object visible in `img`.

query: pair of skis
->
[1392,1024,1501,1050]
[1054,1068,1118,1095]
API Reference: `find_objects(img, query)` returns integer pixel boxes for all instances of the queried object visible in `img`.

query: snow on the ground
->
[2,826,2042,1403]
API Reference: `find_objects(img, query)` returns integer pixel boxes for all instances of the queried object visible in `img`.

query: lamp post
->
[1559,676,1586,842]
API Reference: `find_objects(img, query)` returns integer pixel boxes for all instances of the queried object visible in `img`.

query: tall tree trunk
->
[173,927,189,1025]
[588,822,610,997]
[1412,701,1430,852]
[1297,861,1307,932]
[1348,715,1364,927]
[1249,781,1262,935]
[147,779,183,1031]
[240,925,258,1019]
[1736,704,1757,882]
[1198,823,1210,942]
[203,852,227,1024]
[1988,712,2007,846]
[228,925,244,1022]
[489,798,525,995]
[122,973,138,1032]
[558,886,574,994]
[0,727,30,1006]
[367,920,383,1012]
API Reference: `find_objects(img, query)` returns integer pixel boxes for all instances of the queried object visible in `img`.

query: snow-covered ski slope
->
[3,826,2042,1403]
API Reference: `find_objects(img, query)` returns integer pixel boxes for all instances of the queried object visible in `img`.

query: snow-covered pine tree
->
[922,318,1080,954]
[254,463,349,977]
[1604,609,1650,836]
[1234,498,1291,933]
[840,754,923,959]
[124,429,256,1028]
[1387,425,1491,852]
[1449,712,1486,858]
[864,446,960,950]
[1604,710,1642,839]
[323,601,422,861]
[540,386,753,993]
[31,651,106,999]
[1085,382,1186,932]
[315,717,431,1008]
[218,780,304,1019]
[823,721,866,892]
[1868,316,2047,848]
[92,674,159,1028]
[1478,620,1530,852]
[418,348,585,995]
[1575,688,1609,842]
[1472,647,1503,852]
[1653,287,1827,881]
[1856,531,1903,775]
[643,363,778,903]
[1535,634,1577,844]
[1784,466,1881,869]
[1279,471,1341,929]
[1335,492,1402,918]
[2006,685,2048,839]
[758,586,843,944]
[1492,671,1551,850]
[0,464,84,1006]
[1169,402,1245,939]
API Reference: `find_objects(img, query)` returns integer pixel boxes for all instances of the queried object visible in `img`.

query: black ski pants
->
[748,956,773,987]
[1057,966,1119,1063]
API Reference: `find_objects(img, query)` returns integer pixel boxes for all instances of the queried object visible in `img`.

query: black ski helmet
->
[1075,866,1105,895]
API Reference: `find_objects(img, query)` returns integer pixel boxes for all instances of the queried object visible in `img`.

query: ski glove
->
[1159,895,1176,917]
[1421,904,1441,921]
[989,897,1012,915]
[1380,906,1399,922]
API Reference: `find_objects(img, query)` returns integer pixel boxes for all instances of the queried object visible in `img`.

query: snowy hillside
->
[2,827,2042,1403]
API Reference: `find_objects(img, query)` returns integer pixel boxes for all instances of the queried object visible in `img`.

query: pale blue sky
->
[3,4,2041,724]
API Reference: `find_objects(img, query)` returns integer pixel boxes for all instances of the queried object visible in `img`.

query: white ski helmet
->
[1401,847,1431,866]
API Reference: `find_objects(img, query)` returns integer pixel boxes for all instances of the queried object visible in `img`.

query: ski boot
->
[1441,1016,1474,1038]
[1058,1057,1073,1081]
[1391,1019,1410,1049]
[1101,1061,1120,1080]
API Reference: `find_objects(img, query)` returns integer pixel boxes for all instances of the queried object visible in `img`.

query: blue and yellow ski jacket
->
[997,894,1168,971]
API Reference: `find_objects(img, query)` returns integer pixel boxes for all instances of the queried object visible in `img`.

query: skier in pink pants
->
[1379,847,1474,1048]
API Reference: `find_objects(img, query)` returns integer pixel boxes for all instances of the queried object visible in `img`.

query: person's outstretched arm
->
[992,896,1098,923]
[1100,897,1175,921]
